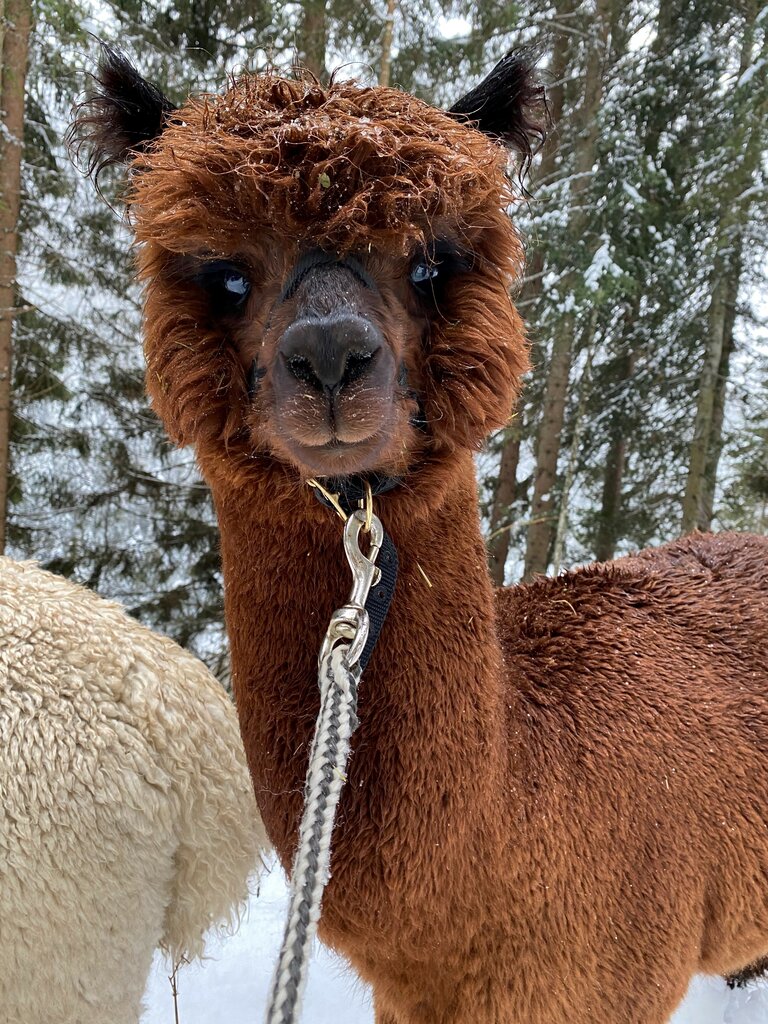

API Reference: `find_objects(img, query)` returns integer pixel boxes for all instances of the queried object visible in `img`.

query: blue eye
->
[410,262,439,285]
[223,270,250,298]
[408,241,473,302]
[188,257,253,316]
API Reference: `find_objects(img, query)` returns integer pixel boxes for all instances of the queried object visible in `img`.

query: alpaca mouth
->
[267,377,422,479]
[269,377,401,476]
[282,431,390,477]
[315,439,363,452]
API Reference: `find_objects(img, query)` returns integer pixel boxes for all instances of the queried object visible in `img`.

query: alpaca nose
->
[278,315,383,395]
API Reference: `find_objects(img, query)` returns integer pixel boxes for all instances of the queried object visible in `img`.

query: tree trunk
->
[551,317,596,574]
[681,4,760,534]
[0,0,7,89]
[297,0,326,82]
[698,248,740,531]
[524,321,572,578]
[486,13,571,580]
[681,258,727,533]
[0,0,31,554]
[523,0,612,579]
[589,0,673,563]
[487,424,521,585]
[595,434,626,561]
[378,0,397,87]
[594,348,635,562]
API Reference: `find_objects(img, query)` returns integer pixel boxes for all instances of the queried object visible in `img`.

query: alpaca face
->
[71,49,545,483]
[143,232,499,479]
[225,244,420,478]
[145,234,440,479]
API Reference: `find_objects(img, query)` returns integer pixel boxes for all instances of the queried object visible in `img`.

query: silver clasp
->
[319,509,384,669]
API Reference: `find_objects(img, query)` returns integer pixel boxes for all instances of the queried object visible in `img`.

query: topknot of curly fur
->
[130,73,515,255]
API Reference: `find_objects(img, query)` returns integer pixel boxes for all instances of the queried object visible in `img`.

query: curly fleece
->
[130,74,518,255]
[0,558,267,1024]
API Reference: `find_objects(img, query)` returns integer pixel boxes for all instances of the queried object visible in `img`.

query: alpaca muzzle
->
[267,257,398,472]
[274,253,393,415]
[269,309,397,473]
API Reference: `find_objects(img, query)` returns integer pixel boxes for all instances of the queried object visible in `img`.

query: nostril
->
[287,354,323,390]
[278,315,385,396]
[342,350,375,386]
[285,347,378,395]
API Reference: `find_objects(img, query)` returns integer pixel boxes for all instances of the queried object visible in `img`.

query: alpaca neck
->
[212,450,511,879]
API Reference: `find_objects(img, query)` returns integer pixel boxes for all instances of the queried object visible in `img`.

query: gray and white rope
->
[265,643,361,1024]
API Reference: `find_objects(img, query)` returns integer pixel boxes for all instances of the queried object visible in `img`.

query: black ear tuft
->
[68,43,175,183]
[448,49,548,178]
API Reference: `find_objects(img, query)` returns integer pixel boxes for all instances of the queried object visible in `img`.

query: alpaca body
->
[70,47,768,1024]
[0,558,266,1024]
[214,453,768,1024]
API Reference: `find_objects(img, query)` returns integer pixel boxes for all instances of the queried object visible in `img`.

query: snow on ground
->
[141,864,768,1024]
[141,865,373,1024]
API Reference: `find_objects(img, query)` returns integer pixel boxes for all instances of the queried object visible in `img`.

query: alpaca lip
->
[315,439,363,451]
[281,432,389,477]
[295,433,378,453]
[302,436,377,459]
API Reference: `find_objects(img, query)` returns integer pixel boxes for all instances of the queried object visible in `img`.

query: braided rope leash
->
[266,645,360,1024]
[265,509,384,1024]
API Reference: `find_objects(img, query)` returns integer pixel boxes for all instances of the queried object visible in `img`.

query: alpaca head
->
[71,48,545,485]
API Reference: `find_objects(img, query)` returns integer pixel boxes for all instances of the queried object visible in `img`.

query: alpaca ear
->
[448,50,547,176]
[69,43,175,183]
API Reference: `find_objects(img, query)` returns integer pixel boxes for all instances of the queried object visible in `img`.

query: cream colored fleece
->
[0,558,267,1024]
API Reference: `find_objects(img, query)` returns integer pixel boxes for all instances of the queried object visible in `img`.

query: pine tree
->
[12,0,767,659]
[12,0,516,667]
[682,0,768,532]
[483,0,768,580]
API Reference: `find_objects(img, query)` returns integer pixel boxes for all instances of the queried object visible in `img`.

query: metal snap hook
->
[343,509,383,604]
[319,510,384,669]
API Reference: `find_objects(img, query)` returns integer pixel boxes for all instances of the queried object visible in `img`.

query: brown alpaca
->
[71,47,768,1023]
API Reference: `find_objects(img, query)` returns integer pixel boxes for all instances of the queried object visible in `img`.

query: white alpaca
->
[0,558,267,1024]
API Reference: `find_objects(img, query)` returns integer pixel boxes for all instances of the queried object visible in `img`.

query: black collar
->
[310,472,402,516]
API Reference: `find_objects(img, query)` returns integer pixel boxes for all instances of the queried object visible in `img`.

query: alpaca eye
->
[409,241,472,300]
[194,259,252,311]
[223,270,250,298]
[410,262,439,285]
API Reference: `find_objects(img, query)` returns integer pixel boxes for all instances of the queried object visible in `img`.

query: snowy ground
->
[141,864,768,1024]
[141,866,373,1024]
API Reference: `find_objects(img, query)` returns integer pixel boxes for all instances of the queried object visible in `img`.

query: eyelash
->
[184,246,470,310]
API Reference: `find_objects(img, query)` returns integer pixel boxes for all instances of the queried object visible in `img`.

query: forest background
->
[1,0,766,673]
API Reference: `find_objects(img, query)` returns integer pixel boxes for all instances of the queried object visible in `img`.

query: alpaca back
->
[0,558,266,1024]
